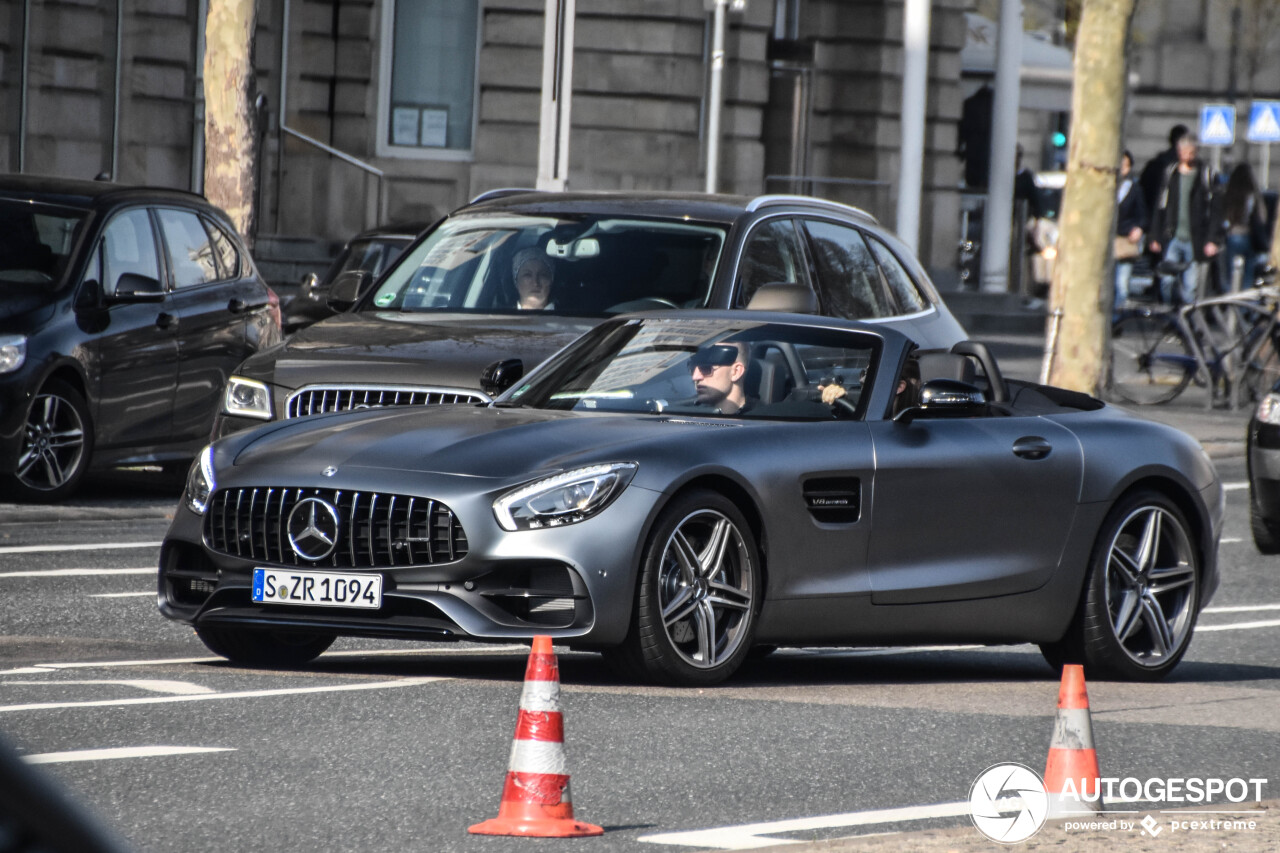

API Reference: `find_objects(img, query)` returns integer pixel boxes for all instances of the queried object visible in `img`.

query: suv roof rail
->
[468,187,545,205]
[746,194,879,223]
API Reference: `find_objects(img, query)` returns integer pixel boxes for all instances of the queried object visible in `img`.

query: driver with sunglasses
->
[687,342,751,415]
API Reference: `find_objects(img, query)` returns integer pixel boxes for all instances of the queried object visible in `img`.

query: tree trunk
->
[1043,0,1137,393]
[203,0,259,246]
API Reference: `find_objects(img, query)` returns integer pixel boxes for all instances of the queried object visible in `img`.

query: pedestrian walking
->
[1213,162,1269,292]
[1113,150,1147,320]
[1139,124,1189,216]
[1148,134,1219,305]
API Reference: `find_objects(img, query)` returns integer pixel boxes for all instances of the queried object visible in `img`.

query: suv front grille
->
[204,487,468,568]
[286,385,488,418]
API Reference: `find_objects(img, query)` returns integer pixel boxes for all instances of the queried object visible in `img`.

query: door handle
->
[155,312,176,330]
[228,298,248,314]
[1012,436,1052,460]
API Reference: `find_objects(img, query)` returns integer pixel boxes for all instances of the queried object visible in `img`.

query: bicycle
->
[1109,274,1280,408]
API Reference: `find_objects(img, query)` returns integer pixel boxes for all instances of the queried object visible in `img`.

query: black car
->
[1248,382,1280,551]
[282,222,426,333]
[0,174,281,501]
[213,191,967,436]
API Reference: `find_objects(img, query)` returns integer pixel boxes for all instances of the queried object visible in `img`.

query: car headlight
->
[0,335,27,374]
[1257,392,1280,426]
[223,376,272,420]
[493,462,637,531]
[185,445,216,515]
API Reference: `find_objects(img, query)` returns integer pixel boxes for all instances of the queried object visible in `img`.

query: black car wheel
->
[1043,490,1200,681]
[9,380,91,502]
[1249,485,1280,554]
[607,490,759,686]
[195,626,335,667]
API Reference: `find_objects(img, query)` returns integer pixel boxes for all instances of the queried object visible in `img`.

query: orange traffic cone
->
[468,636,603,837]
[1043,664,1102,818]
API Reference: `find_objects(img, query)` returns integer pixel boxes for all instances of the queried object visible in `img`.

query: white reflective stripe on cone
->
[1049,708,1095,750]
[508,738,569,776]
[519,679,561,713]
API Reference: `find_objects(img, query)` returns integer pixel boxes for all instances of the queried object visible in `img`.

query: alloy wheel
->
[16,392,86,491]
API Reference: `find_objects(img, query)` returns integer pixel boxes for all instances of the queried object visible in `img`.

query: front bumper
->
[158,473,661,647]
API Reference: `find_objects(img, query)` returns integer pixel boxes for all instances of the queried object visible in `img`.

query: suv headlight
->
[0,335,27,374]
[185,445,216,515]
[223,376,272,420]
[1257,392,1280,426]
[493,463,637,531]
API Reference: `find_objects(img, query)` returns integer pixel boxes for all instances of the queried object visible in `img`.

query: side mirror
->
[481,358,524,398]
[327,269,370,312]
[300,271,321,297]
[106,272,165,303]
[893,378,986,425]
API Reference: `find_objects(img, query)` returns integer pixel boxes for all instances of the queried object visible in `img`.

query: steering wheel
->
[606,297,679,314]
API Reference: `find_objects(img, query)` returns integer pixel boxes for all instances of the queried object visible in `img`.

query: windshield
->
[504,317,879,421]
[363,213,725,316]
[0,199,88,288]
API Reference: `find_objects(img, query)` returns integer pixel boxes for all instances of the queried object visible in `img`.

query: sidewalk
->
[982,332,1249,459]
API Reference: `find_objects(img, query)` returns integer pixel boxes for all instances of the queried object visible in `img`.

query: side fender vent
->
[803,477,861,524]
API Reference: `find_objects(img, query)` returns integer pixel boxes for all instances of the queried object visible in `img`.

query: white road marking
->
[1197,619,1280,632]
[0,567,152,578]
[1204,603,1280,613]
[22,746,234,765]
[0,676,445,713]
[89,592,154,598]
[1223,482,1249,491]
[638,801,971,849]
[6,679,215,695]
[0,542,161,554]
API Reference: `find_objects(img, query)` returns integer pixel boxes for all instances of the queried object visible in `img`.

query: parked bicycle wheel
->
[1110,313,1195,404]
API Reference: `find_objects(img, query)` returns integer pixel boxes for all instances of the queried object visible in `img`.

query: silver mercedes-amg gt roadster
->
[159,312,1222,685]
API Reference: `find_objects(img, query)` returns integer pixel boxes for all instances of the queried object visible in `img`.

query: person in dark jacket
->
[1148,134,1219,305]
[1214,162,1269,292]
[1139,124,1189,216]
[1113,150,1147,320]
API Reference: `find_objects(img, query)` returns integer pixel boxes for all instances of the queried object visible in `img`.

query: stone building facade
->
[1,0,971,276]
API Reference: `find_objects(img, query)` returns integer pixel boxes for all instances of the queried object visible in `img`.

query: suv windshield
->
[364,213,725,316]
[0,199,87,288]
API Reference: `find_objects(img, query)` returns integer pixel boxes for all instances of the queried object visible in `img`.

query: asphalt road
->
[1,455,1278,852]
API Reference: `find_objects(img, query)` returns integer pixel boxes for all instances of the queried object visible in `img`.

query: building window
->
[379,0,480,159]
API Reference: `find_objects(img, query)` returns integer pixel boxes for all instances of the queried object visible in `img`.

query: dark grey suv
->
[213,191,965,436]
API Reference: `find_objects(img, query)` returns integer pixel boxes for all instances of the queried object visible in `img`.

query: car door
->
[156,207,259,443]
[865,410,1084,605]
[87,207,178,450]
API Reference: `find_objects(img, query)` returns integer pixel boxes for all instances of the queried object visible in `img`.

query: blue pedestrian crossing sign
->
[1199,104,1236,146]
[1248,101,1280,143]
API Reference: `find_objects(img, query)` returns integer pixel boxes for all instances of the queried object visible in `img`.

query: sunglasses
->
[687,344,739,372]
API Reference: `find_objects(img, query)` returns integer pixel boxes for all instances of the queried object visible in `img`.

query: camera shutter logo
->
[287,497,341,561]
[969,763,1050,843]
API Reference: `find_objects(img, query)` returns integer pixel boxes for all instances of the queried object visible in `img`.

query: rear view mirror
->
[894,379,986,425]
[482,358,524,397]
[545,238,600,260]
[327,270,370,312]
[107,272,165,303]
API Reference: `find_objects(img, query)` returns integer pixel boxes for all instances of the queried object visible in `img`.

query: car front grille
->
[285,385,488,418]
[204,487,469,568]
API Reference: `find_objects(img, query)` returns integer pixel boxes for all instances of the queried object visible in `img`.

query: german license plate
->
[252,568,382,609]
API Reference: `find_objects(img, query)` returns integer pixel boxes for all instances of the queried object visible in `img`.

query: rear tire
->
[195,626,335,667]
[1109,314,1193,405]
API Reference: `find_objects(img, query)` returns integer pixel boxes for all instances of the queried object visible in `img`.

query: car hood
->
[242,312,599,392]
[0,281,56,324]
[231,403,706,480]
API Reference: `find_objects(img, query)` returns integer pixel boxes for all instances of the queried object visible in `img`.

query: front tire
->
[606,490,759,686]
[1250,487,1280,554]
[1044,490,1200,681]
[195,626,335,667]
[7,380,92,502]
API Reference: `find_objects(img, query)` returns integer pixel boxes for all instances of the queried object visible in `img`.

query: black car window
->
[157,208,218,289]
[734,218,808,307]
[866,235,927,314]
[0,199,86,286]
[205,218,241,280]
[800,219,895,320]
[101,209,162,296]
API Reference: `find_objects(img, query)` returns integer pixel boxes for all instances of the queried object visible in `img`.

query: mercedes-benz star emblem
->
[287,497,341,561]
